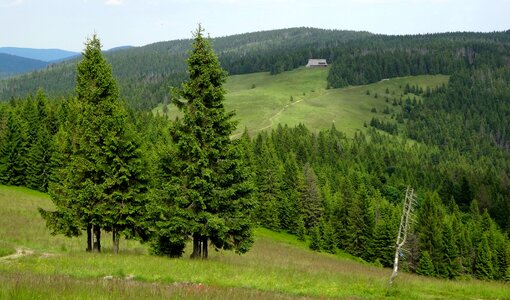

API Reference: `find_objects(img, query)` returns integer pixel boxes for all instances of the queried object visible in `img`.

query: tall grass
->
[1,185,509,299]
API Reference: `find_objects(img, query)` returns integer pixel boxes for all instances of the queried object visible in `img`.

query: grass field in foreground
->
[154,68,449,137]
[1,185,509,299]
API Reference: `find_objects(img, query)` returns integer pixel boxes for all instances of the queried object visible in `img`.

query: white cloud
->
[0,0,24,7]
[105,0,123,5]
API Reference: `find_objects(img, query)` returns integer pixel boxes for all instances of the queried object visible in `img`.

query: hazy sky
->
[1,0,509,51]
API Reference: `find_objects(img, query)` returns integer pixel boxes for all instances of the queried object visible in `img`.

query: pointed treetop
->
[76,33,118,103]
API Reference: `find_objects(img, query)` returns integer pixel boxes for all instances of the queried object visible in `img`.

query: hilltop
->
[0,47,79,62]
[0,27,372,109]
[0,53,48,79]
[156,67,449,137]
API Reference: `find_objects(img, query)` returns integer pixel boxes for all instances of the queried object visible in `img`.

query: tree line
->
[3,29,509,111]
[1,28,253,257]
[1,29,510,280]
[2,89,510,279]
[0,27,370,110]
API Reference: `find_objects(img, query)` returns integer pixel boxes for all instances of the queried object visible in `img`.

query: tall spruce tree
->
[25,90,53,192]
[475,233,494,280]
[417,251,436,276]
[155,25,254,259]
[254,139,283,230]
[301,163,323,230]
[0,111,28,185]
[40,34,148,253]
[416,191,444,273]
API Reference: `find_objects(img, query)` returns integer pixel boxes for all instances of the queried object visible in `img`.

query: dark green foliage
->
[0,28,509,281]
[417,251,436,276]
[0,28,371,110]
[41,34,149,253]
[301,163,323,230]
[153,25,254,258]
[25,125,53,191]
[0,111,28,185]
[369,117,398,135]
[309,224,322,251]
[372,201,398,267]
[280,153,304,233]
[25,90,54,192]
[327,32,510,88]
[407,68,510,230]
[416,192,444,273]
[439,221,462,278]
[296,215,306,241]
[475,234,494,280]
[254,139,284,230]
[321,219,336,254]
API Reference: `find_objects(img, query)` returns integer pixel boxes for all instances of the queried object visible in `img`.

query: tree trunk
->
[86,223,92,252]
[93,225,101,253]
[202,237,208,259]
[389,244,401,285]
[112,226,119,254]
[191,234,201,259]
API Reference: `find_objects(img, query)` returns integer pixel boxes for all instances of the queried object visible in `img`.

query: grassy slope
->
[1,185,508,299]
[154,68,449,137]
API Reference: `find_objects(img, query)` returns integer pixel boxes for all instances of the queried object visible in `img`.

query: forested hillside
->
[327,32,510,88]
[2,94,510,280]
[0,53,48,79]
[2,29,509,111]
[1,27,510,284]
[0,28,372,110]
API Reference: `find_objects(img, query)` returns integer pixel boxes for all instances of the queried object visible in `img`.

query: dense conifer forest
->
[1,27,510,281]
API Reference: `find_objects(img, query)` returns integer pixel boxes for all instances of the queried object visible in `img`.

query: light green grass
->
[1,184,509,299]
[154,68,449,137]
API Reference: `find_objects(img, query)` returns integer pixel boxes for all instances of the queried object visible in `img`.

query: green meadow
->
[154,67,449,137]
[1,185,508,299]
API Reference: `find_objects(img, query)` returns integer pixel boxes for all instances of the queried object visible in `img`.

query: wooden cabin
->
[306,59,328,67]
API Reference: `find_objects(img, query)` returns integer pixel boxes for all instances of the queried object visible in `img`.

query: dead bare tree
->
[389,186,416,285]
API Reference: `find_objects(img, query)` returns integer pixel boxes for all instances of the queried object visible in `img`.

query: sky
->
[1,0,509,52]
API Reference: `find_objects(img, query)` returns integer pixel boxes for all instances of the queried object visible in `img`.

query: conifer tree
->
[322,219,337,254]
[25,90,53,191]
[416,191,444,273]
[280,152,304,233]
[417,251,436,276]
[440,221,462,278]
[475,234,494,280]
[372,201,398,267]
[296,214,306,241]
[0,111,28,185]
[156,25,254,258]
[301,163,323,230]
[40,34,148,253]
[309,224,322,251]
[25,125,53,191]
[254,140,283,230]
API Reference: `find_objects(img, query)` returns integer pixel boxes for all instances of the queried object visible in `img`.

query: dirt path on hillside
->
[230,84,364,139]
[230,93,312,139]
[0,248,34,260]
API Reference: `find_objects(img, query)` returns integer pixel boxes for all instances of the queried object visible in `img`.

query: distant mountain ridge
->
[0,53,48,79]
[0,47,79,62]
[0,27,373,109]
[1,27,509,110]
